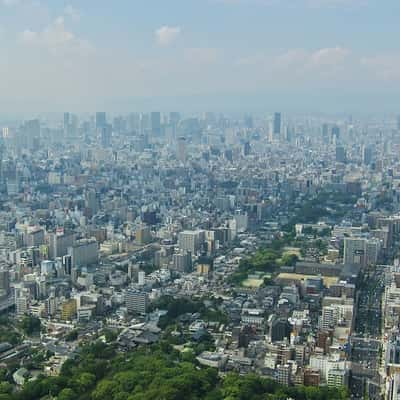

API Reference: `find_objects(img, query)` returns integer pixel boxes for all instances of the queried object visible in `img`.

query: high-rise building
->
[85,188,99,216]
[125,289,148,314]
[0,269,10,297]
[15,287,30,316]
[244,114,253,129]
[24,119,40,150]
[177,136,186,163]
[170,112,180,127]
[327,368,348,388]
[135,225,151,245]
[343,237,379,267]
[64,112,70,134]
[61,299,77,321]
[331,126,340,144]
[322,123,329,144]
[63,254,72,275]
[68,238,98,268]
[96,112,107,129]
[243,141,251,156]
[321,306,338,330]
[273,112,281,135]
[277,364,291,386]
[343,237,365,266]
[138,270,146,286]
[48,231,75,259]
[172,251,192,273]
[268,314,290,342]
[178,230,204,255]
[335,146,346,163]
[151,112,161,136]
[362,144,374,165]
[100,124,112,147]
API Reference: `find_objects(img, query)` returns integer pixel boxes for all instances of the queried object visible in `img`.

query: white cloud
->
[361,55,400,81]
[308,46,350,67]
[155,25,181,47]
[19,16,92,53]
[238,46,350,73]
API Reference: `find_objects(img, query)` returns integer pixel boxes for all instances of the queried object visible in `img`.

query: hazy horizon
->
[2,0,400,113]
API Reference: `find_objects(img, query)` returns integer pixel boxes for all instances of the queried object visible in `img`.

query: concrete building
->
[125,289,148,314]
[68,238,98,268]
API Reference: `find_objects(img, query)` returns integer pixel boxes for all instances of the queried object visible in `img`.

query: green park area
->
[2,340,348,400]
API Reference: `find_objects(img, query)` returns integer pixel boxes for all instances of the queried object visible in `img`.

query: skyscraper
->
[177,136,186,163]
[96,112,107,130]
[151,112,161,136]
[100,124,112,147]
[331,126,340,144]
[64,112,70,134]
[274,112,281,135]
[322,123,329,144]
[362,144,374,165]
[335,146,346,163]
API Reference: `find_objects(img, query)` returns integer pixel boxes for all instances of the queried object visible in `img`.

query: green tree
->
[58,388,76,400]
[19,315,41,335]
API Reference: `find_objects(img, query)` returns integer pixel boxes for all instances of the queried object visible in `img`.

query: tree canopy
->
[1,341,349,400]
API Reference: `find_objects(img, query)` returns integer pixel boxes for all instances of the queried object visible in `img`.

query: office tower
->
[327,369,348,388]
[68,238,98,268]
[61,299,77,321]
[135,225,151,245]
[331,126,340,144]
[362,144,374,165]
[335,146,346,163]
[343,237,366,266]
[138,270,145,286]
[48,231,75,259]
[277,364,291,386]
[178,230,204,254]
[99,124,112,147]
[45,294,57,317]
[177,136,186,163]
[41,260,55,276]
[268,315,290,342]
[63,255,72,275]
[15,287,30,316]
[64,112,70,134]
[24,119,40,150]
[321,306,338,329]
[234,210,249,232]
[85,188,99,216]
[0,269,10,297]
[243,141,251,156]
[125,289,148,314]
[322,123,329,144]
[151,112,161,136]
[170,112,180,127]
[25,227,45,247]
[244,114,253,129]
[172,251,192,273]
[96,112,107,129]
[273,112,281,136]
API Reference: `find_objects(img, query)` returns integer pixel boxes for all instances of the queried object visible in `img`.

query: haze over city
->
[1,2,400,400]
[1,0,400,112]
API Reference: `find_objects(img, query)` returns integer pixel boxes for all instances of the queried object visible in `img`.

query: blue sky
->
[1,0,400,112]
